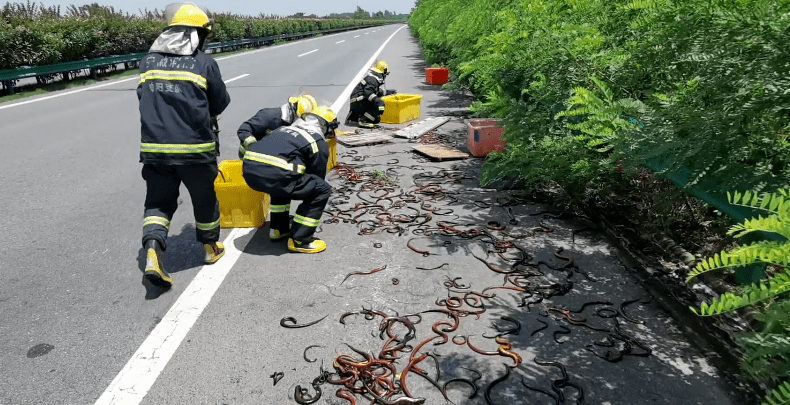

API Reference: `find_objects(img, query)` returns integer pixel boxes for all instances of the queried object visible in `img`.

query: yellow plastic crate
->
[214,160,270,229]
[380,94,423,124]
[327,137,337,172]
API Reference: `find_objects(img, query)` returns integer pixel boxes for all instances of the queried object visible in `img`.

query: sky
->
[34,0,416,17]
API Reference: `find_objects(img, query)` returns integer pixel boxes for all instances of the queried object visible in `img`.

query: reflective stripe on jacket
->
[350,70,385,105]
[242,122,328,179]
[137,50,230,165]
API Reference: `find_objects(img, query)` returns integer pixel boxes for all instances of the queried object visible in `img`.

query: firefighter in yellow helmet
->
[237,94,318,159]
[345,60,397,128]
[241,106,339,253]
[137,2,230,288]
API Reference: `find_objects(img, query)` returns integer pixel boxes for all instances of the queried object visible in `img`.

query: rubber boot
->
[288,237,326,254]
[357,118,375,128]
[204,242,225,264]
[144,240,172,288]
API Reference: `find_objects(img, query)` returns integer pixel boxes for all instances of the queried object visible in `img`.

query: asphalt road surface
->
[0,24,754,404]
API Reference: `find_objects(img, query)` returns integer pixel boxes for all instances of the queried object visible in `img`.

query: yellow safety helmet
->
[288,94,318,117]
[372,60,389,75]
[165,2,212,31]
[305,106,339,138]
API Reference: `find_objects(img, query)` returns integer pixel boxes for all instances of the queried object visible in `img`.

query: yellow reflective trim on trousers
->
[196,219,220,231]
[243,151,306,174]
[139,70,207,89]
[270,204,290,213]
[143,216,170,229]
[293,214,320,227]
[141,142,216,154]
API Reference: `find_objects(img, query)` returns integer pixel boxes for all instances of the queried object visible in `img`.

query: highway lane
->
[0,24,404,405]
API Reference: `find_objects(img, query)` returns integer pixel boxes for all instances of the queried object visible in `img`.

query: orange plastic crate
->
[465,119,506,157]
[425,67,449,85]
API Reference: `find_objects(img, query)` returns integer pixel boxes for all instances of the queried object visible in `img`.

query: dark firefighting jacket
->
[236,103,297,145]
[350,70,387,104]
[242,121,329,181]
[137,50,231,165]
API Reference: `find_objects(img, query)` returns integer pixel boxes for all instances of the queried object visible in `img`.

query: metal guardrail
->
[0,23,393,94]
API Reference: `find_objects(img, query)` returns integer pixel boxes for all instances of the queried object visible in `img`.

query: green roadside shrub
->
[410,0,790,197]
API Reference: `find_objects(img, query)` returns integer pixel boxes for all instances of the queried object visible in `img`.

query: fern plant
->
[687,188,790,404]
[687,188,790,316]
[761,380,790,405]
[555,77,645,153]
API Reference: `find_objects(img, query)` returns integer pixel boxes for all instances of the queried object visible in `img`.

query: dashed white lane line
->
[0,27,361,111]
[93,227,254,405]
[224,74,248,83]
[336,40,346,44]
[0,72,246,112]
[354,35,360,38]
[95,25,406,405]
[298,49,319,57]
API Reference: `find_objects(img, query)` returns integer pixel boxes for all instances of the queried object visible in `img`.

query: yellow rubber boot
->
[144,240,172,288]
[288,238,326,254]
[204,242,225,264]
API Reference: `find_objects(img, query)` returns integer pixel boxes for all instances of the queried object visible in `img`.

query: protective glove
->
[238,135,257,159]
[385,89,397,96]
[210,115,220,136]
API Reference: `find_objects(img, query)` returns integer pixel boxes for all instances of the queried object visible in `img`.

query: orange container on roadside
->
[465,118,506,157]
[425,67,449,85]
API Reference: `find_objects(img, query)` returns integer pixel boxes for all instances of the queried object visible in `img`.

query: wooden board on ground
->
[412,144,469,161]
[336,132,393,147]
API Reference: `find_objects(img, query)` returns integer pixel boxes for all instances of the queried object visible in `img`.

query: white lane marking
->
[94,227,254,405]
[224,74,248,83]
[0,28,360,110]
[331,25,406,114]
[94,26,405,405]
[354,35,360,38]
[298,49,319,57]
[0,77,137,111]
[335,40,346,44]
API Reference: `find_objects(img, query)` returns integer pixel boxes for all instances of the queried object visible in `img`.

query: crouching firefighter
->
[237,94,318,159]
[345,60,397,128]
[137,1,231,288]
[241,107,339,253]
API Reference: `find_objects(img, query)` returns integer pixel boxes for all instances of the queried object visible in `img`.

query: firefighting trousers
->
[242,165,331,243]
[141,163,221,249]
[347,99,386,124]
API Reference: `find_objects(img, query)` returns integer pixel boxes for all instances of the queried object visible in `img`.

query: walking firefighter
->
[137,2,230,288]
